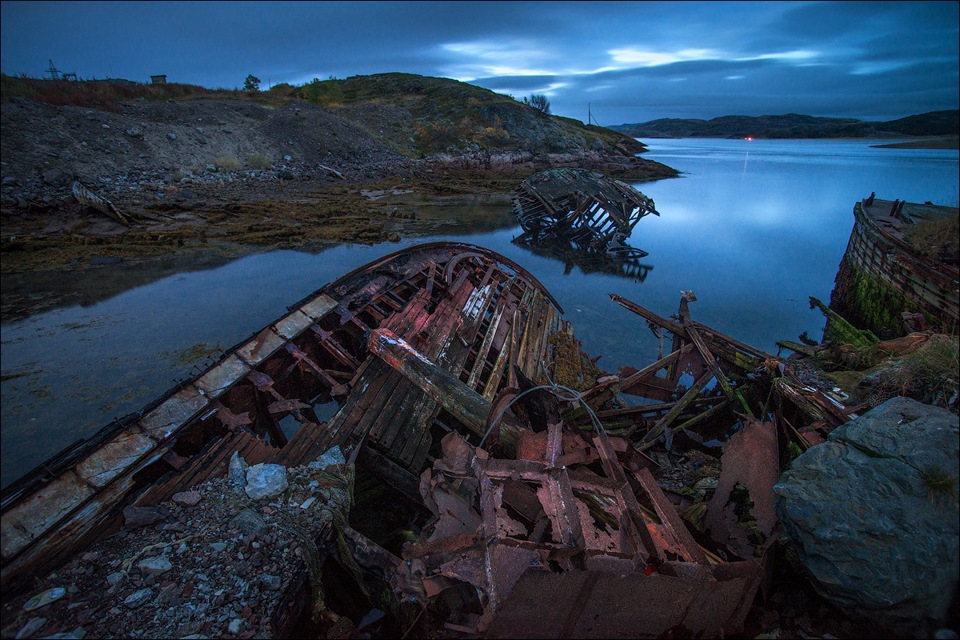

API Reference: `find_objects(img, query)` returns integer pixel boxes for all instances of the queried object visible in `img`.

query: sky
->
[1,1,957,126]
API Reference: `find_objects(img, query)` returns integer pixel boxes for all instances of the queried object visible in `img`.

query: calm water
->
[2,138,957,488]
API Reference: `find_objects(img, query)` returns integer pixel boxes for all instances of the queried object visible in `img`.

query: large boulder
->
[774,397,959,635]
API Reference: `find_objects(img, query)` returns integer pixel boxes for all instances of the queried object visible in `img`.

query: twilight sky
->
[2,1,957,125]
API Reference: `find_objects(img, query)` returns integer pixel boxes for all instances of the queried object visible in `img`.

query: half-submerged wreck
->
[512,168,659,246]
[830,193,959,335]
[2,242,864,638]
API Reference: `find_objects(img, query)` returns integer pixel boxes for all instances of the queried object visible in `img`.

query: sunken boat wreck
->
[1,241,876,638]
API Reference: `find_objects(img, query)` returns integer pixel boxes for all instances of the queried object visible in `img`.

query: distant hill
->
[610,111,959,139]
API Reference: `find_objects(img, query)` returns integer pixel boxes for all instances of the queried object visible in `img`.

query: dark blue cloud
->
[2,1,956,123]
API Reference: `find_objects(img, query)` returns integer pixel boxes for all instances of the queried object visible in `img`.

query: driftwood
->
[72,181,131,225]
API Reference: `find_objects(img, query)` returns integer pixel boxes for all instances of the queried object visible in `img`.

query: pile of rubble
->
[0,449,354,640]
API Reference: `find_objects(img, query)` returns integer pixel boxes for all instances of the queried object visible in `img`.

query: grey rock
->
[308,446,345,471]
[244,463,288,500]
[228,451,248,487]
[38,629,85,640]
[229,508,268,536]
[167,133,177,140]
[123,588,153,609]
[106,572,124,586]
[125,129,143,137]
[228,618,243,634]
[260,574,281,591]
[775,397,959,633]
[15,617,46,639]
[122,505,166,529]
[283,155,292,161]
[209,542,227,553]
[171,490,201,507]
[137,555,172,578]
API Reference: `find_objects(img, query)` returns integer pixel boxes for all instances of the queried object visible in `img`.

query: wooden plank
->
[367,329,527,451]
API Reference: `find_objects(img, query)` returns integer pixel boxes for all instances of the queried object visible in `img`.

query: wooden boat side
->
[1,242,564,594]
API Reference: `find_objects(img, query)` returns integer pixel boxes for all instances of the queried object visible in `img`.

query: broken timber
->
[512,167,659,246]
[0,242,563,596]
[72,180,132,226]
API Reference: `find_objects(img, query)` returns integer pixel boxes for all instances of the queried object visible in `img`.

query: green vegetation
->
[214,155,242,171]
[920,465,957,497]
[243,74,260,93]
[829,259,934,337]
[247,153,272,169]
[523,93,551,115]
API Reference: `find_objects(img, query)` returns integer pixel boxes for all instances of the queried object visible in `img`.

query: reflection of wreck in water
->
[513,230,655,282]
[512,167,659,245]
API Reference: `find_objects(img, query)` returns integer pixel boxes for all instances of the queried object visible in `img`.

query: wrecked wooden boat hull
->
[513,167,659,245]
[831,195,959,334]
[0,241,565,594]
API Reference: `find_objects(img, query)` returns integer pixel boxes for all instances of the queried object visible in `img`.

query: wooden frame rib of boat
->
[512,167,659,245]
[0,242,567,593]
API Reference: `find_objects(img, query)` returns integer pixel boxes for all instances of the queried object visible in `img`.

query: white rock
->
[228,451,248,487]
[308,446,345,471]
[244,463,288,500]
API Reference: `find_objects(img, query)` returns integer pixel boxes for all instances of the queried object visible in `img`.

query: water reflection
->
[3,139,958,489]
[512,231,654,282]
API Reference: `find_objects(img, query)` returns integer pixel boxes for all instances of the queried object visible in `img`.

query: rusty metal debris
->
[513,229,654,282]
[513,168,659,247]
[2,240,863,637]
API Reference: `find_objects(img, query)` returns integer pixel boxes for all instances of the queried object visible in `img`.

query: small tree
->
[524,93,551,115]
[243,74,261,93]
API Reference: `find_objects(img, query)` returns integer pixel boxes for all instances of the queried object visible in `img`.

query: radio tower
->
[45,59,61,80]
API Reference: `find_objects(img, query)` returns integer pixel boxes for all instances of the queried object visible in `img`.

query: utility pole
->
[45,59,60,80]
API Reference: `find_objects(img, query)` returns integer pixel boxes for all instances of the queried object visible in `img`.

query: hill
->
[0,73,677,275]
[610,111,959,139]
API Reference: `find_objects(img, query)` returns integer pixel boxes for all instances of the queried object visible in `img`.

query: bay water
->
[2,138,957,488]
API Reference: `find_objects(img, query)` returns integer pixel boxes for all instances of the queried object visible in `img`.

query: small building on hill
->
[150,74,167,85]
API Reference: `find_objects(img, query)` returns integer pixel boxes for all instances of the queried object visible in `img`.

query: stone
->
[123,588,153,609]
[260,574,281,591]
[209,542,227,553]
[15,617,45,639]
[308,446,345,471]
[229,509,268,537]
[228,618,243,634]
[22,587,66,611]
[167,133,177,140]
[125,129,143,137]
[172,490,202,507]
[106,572,124,586]
[244,463,288,500]
[122,505,166,529]
[228,451,248,487]
[37,629,85,640]
[775,397,959,634]
[137,555,172,578]
[41,168,67,186]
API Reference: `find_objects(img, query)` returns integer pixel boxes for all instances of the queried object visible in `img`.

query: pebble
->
[209,542,227,553]
[228,618,243,634]
[260,574,281,591]
[14,617,46,639]
[106,572,124,586]
[167,133,177,140]
[23,587,66,611]
[172,490,202,507]
[123,588,153,609]
[137,555,172,577]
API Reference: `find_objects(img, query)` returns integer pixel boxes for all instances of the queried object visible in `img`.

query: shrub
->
[247,153,271,169]
[523,93,551,115]
[214,155,242,171]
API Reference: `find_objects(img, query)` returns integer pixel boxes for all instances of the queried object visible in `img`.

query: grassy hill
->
[1,72,649,159]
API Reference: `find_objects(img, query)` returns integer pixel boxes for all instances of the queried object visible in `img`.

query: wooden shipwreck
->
[831,194,959,335]
[512,168,659,246]
[0,242,565,594]
[1,242,861,638]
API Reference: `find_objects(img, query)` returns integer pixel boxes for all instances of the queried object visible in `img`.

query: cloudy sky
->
[2,1,957,125]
